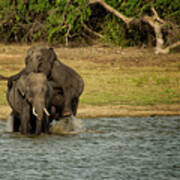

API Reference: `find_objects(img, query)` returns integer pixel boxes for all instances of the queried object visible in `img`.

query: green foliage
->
[154,0,180,23]
[0,0,179,45]
[0,0,91,44]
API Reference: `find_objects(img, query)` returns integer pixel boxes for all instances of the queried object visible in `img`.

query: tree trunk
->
[89,0,180,54]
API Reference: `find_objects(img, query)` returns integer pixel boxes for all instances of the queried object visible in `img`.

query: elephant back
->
[51,60,84,97]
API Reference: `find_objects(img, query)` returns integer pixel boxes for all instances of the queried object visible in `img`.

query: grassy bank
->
[0,44,180,118]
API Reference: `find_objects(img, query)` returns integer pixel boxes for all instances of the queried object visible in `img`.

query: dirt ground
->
[1,44,180,67]
[54,45,180,67]
[0,104,180,120]
[0,44,180,120]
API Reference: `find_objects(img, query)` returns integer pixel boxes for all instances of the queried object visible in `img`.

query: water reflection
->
[0,116,180,180]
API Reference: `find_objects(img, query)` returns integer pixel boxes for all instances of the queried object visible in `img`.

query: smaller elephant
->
[6,72,53,134]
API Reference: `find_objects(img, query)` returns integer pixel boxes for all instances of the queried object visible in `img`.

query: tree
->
[88,0,180,54]
[0,0,179,53]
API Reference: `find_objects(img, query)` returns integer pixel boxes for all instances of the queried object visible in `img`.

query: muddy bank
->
[77,104,180,118]
[0,104,180,120]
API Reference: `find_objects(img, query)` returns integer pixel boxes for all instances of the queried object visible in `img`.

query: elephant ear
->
[49,47,57,62]
[17,76,26,98]
[25,55,30,65]
[17,86,25,98]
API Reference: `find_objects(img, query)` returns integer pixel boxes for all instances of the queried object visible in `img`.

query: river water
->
[0,116,179,180]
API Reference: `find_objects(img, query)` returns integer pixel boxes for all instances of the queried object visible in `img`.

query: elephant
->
[25,46,84,118]
[27,46,84,118]
[25,46,56,77]
[49,59,84,118]
[5,72,53,134]
[1,46,84,121]
[4,46,56,90]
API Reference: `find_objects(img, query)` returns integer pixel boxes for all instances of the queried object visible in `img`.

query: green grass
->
[75,62,179,106]
[84,65,180,105]
[0,50,180,107]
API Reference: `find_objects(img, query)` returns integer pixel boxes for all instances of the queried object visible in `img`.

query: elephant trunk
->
[32,105,43,121]
[32,100,50,120]
[32,100,50,135]
[62,98,73,117]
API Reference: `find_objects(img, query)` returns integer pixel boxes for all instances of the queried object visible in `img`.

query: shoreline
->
[0,104,180,120]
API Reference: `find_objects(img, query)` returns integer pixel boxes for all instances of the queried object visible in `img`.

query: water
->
[0,116,180,180]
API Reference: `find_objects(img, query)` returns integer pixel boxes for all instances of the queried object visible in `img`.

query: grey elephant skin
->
[49,59,84,118]
[1,46,84,127]
[6,72,53,135]
[10,46,84,119]
[25,46,84,118]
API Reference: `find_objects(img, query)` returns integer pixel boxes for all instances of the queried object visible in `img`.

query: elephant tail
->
[0,74,9,80]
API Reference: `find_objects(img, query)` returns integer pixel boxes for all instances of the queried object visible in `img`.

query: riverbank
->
[0,104,180,120]
[0,44,180,119]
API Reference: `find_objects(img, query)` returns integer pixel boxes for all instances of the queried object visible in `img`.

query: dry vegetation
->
[0,44,180,119]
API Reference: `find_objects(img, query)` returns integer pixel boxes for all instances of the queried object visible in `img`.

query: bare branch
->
[88,0,179,54]
[142,15,165,52]
[82,23,104,39]
[65,24,71,46]
[151,6,165,24]
[89,0,133,25]
[155,41,180,54]
[168,41,180,50]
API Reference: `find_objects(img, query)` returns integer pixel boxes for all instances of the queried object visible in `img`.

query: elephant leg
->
[13,115,21,132]
[20,104,30,134]
[7,112,21,132]
[29,116,36,134]
[42,115,49,133]
[63,98,73,117]
[50,106,56,120]
[72,98,79,116]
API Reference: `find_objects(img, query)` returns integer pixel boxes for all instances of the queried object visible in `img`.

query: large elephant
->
[6,72,53,134]
[1,46,84,120]
[49,59,84,117]
[25,46,84,118]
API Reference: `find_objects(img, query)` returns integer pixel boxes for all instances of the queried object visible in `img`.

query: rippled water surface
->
[0,116,180,180]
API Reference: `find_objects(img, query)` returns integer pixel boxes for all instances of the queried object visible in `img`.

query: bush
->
[0,0,179,46]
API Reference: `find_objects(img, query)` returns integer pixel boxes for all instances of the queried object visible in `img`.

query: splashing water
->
[4,114,85,135]
[49,116,85,135]
[71,116,85,131]
[5,114,14,132]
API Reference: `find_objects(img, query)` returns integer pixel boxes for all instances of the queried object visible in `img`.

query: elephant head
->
[25,46,57,78]
[18,72,53,134]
